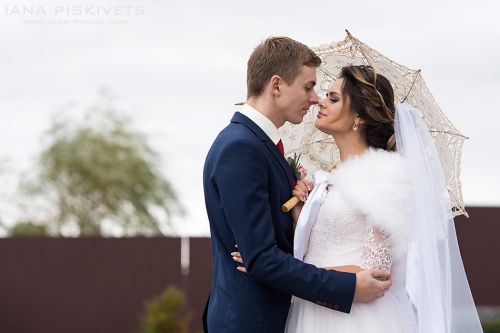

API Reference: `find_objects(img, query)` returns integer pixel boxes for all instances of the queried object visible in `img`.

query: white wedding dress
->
[285,105,483,333]
[285,149,417,333]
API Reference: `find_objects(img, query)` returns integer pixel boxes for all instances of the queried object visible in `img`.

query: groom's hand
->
[353,269,392,303]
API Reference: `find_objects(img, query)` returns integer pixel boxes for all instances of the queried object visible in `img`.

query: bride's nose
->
[318,99,326,109]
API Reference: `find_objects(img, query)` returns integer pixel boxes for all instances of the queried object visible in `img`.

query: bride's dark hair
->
[339,65,396,151]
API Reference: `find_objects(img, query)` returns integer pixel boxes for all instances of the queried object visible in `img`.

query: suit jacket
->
[202,112,356,332]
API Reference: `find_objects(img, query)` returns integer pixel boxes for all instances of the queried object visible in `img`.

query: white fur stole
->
[330,149,412,261]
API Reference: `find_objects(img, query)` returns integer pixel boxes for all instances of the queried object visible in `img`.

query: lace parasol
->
[279,30,468,217]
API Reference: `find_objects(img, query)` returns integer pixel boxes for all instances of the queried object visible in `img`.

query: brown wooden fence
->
[455,207,500,306]
[0,237,210,333]
[0,207,498,333]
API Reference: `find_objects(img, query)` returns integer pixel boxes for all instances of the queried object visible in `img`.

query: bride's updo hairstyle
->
[339,65,396,151]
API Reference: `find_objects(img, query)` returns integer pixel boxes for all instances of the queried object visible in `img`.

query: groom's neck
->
[246,97,284,129]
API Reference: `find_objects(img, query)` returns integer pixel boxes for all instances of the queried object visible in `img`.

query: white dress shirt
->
[240,103,281,145]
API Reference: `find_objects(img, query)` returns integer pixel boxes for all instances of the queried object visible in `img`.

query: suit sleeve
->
[214,139,356,313]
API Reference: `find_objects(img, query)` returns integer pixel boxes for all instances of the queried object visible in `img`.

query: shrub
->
[141,285,190,333]
[483,320,500,333]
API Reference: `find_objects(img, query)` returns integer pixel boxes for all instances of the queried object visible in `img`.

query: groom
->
[203,37,391,332]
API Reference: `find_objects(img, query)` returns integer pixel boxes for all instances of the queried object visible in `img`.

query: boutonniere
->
[286,153,306,180]
[282,153,309,213]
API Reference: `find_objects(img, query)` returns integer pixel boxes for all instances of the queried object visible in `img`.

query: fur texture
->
[330,148,412,261]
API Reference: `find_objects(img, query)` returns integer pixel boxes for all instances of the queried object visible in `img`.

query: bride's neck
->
[333,132,369,162]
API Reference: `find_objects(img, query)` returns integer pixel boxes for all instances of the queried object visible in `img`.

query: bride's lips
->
[317,111,326,118]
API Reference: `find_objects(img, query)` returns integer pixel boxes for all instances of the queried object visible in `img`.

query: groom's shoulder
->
[214,130,258,155]
[215,117,260,145]
[206,123,263,161]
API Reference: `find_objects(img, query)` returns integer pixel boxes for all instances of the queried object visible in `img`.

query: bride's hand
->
[291,179,313,226]
[298,166,308,180]
[231,246,247,273]
[292,179,312,202]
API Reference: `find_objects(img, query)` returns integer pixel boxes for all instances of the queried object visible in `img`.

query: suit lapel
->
[231,112,294,188]
[264,140,294,189]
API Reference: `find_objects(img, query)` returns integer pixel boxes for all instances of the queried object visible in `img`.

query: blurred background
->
[0,0,499,332]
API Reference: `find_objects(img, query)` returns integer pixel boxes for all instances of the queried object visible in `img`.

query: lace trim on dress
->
[360,226,392,271]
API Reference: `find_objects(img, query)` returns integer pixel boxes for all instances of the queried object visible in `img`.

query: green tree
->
[24,105,183,236]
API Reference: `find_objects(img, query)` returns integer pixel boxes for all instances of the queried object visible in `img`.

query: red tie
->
[277,139,296,188]
[276,139,284,156]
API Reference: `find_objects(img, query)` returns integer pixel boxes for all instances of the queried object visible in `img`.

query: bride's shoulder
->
[332,148,409,189]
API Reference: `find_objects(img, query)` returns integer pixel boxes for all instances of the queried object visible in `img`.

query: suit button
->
[315,301,322,305]
[333,304,341,310]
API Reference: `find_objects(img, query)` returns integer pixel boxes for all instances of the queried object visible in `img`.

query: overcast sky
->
[0,0,499,236]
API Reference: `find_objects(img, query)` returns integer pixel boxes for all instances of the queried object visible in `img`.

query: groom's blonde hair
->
[247,37,321,98]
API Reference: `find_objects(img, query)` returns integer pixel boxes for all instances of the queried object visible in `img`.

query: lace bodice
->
[304,186,393,272]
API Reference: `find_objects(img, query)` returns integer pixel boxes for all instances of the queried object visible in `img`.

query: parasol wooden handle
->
[281,196,301,213]
[282,163,336,213]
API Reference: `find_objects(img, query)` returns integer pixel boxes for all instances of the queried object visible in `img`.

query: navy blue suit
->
[203,112,356,332]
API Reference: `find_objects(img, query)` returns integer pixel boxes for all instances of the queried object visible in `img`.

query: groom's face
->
[278,65,319,125]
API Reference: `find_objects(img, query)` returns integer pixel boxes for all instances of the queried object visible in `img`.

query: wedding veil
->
[395,103,483,333]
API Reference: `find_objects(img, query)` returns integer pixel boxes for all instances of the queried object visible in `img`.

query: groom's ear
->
[270,75,282,96]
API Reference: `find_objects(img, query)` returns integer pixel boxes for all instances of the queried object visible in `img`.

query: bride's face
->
[315,78,356,135]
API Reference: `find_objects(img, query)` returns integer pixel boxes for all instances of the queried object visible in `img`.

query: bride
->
[233,65,483,332]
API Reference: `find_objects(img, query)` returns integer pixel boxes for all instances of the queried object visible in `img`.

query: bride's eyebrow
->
[327,91,340,98]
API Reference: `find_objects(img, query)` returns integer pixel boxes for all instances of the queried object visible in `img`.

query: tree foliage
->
[7,221,49,237]
[25,107,183,236]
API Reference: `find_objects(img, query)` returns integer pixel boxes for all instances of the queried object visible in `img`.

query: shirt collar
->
[240,103,281,145]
